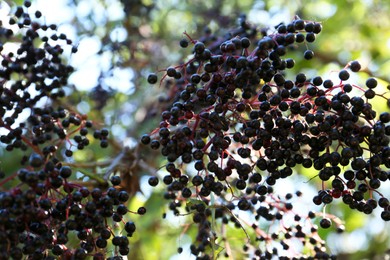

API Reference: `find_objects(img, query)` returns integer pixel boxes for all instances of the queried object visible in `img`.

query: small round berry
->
[312,76,323,86]
[110,175,121,186]
[118,190,129,202]
[338,70,350,81]
[378,198,389,208]
[65,150,73,157]
[150,140,160,149]
[137,206,146,215]
[379,112,390,123]
[141,134,151,145]
[100,128,109,137]
[119,247,130,255]
[181,187,192,198]
[323,79,333,89]
[163,175,173,185]
[29,153,44,168]
[305,33,316,42]
[24,1,32,7]
[320,218,332,228]
[95,237,107,248]
[166,67,176,77]
[148,176,159,187]
[285,58,295,68]
[74,248,87,259]
[296,73,306,83]
[179,39,189,48]
[364,89,375,99]
[294,19,305,30]
[237,198,251,210]
[365,78,377,89]
[117,204,128,215]
[147,73,158,84]
[35,11,42,18]
[343,83,353,92]
[100,140,109,148]
[100,229,111,240]
[192,175,203,186]
[241,37,250,48]
[112,236,122,246]
[381,211,390,221]
[112,213,123,222]
[60,166,72,178]
[194,42,205,54]
[125,221,136,233]
[295,33,305,43]
[304,50,314,60]
[350,60,361,72]
[236,179,246,190]
[304,22,314,32]
[308,211,316,218]
[313,23,322,34]
[90,188,102,199]
[79,127,88,136]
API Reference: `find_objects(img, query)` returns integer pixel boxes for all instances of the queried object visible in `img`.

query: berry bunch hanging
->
[0,2,141,259]
[143,15,390,259]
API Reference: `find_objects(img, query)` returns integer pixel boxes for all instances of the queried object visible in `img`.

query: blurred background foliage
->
[1,0,390,259]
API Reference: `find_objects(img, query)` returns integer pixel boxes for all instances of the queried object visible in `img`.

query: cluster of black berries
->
[0,2,141,259]
[0,174,137,259]
[0,3,108,155]
[143,16,389,259]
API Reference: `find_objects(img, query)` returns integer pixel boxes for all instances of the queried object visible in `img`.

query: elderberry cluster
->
[0,2,140,259]
[0,3,108,154]
[142,16,390,259]
[0,175,138,259]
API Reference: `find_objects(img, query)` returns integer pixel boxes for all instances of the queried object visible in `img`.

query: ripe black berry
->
[180,39,189,48]
[60,166,72,178]
[365,78,377,88]
[295,33,305,43]
[147,73,158,84]
[338,70,350,81]
[29,153,44,167]
[96,237,108,248]
[141,134,151,144]
[125,221,136,233]
[150,140,160,149]
[306,33,316,42]
[294,19,305,30]
[194,42,205,54]
[313,23,322,33]
[181,187,192,198]
[350,60,361,72]
[148,176,159,186]
[110,175,121,186]
[320,218,332,228]
[381,211,390,221]
[137,207,147,215]
[304,50,314,60]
